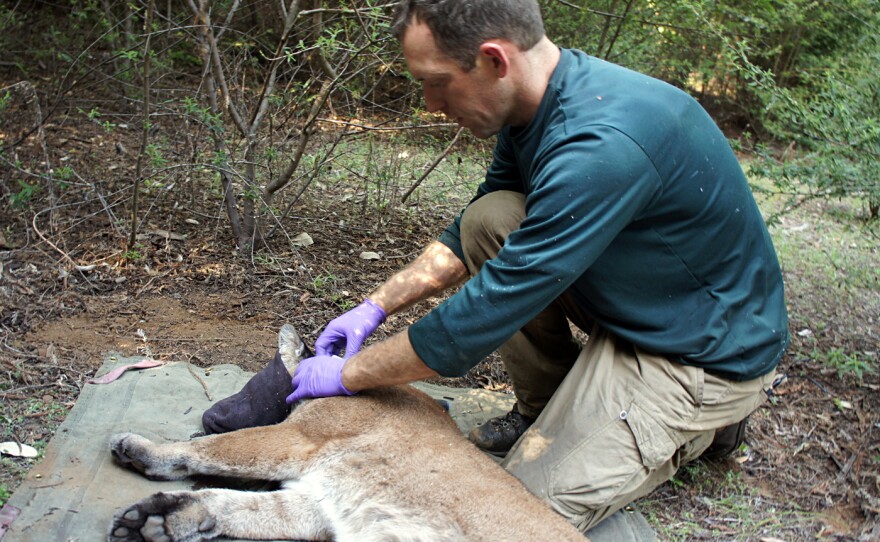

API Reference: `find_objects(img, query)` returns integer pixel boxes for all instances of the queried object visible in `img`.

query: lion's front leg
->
[107,486,332,542]
[110,433,194,480]
[110,424,319,481]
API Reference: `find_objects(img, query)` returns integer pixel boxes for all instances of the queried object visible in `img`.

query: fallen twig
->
[186,362,213,402]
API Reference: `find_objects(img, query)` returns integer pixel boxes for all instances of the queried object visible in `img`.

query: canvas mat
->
[4,354,654,541]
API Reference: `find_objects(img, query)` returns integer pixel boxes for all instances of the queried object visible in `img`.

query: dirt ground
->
[2,58,879,542]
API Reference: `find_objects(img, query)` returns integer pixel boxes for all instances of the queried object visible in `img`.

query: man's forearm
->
[341,330,437,391]
[339,241,464,392]
[369,241,467,314]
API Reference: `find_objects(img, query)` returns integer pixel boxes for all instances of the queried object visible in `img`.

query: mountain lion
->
[107,325,586,541]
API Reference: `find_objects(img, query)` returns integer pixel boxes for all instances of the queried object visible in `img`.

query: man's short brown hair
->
[391,0,545,70]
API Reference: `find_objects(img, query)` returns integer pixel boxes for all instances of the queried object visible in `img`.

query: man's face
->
[401,20,511,139]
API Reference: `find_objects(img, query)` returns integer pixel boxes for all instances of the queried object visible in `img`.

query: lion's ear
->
[278,324,306,373]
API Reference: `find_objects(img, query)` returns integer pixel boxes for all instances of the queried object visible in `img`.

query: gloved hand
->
[285,355,354,404]
[314,299,386,358]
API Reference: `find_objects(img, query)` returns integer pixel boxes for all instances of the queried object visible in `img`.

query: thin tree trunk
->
[189,0,245,245]
[129,0,155,252]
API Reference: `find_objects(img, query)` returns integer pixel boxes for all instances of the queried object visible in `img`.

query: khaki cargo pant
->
[459,191,776,531]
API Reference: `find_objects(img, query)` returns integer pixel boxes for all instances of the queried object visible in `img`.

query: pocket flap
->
[623,400,678,469]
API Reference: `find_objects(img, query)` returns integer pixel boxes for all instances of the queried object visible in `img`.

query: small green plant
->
[310,274,355,310]
[78,107,117,132]
[0,482,11,506]
[53,165,74,190]
[243,183,261,202]
[25,399,43,414]
[819,347,874,382]
[0,414,14,439]
[0,90,11,113]
[145,143,167,169]
[143,178,165,191]
[182,96,224,133]
[253,253,277,267]
[311,274,338,294]
[332,298,356,312]
[10,179,40,208]
[118,49,139,62]
[54,165,74,181]
[123,248,144,261]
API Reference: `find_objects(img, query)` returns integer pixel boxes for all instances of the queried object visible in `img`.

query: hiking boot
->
[701,415,749,460]
[201,351,293,435]
[468,404,536,455]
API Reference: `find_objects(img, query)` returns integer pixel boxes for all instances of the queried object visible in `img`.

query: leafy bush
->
[749,33,880,219]
[540,0,880,221]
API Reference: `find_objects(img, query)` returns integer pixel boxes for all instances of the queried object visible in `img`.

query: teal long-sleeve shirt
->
[408,49,789,381]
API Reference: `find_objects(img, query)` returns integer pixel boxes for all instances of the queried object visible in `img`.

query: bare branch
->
[401,127,464,204]
[249,0,303,132]
[189,0,249,137]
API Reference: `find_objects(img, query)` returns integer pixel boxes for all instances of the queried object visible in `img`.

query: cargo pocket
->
[547,398,679,515]
[623,400,680,469]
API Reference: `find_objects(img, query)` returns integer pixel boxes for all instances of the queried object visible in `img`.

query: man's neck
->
[508,38,561,127]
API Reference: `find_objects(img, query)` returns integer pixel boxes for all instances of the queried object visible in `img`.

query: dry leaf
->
[359,251,381,260]
[0,442,39,458]
[146,229,187,241]
[291,233,314,247]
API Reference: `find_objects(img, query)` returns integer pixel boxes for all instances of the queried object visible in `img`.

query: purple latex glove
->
[315,299,386,358]
[285,355,354,404]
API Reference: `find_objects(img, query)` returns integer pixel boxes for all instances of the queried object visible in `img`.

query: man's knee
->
[507,422,714,531]
[460,191,526,270]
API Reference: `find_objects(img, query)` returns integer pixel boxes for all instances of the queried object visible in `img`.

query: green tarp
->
[4,354,654,541]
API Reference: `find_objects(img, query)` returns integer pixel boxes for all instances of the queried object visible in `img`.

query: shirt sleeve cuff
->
[408,315,474,377]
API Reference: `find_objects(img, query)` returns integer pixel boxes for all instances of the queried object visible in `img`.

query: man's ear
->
[478,42,510,78]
